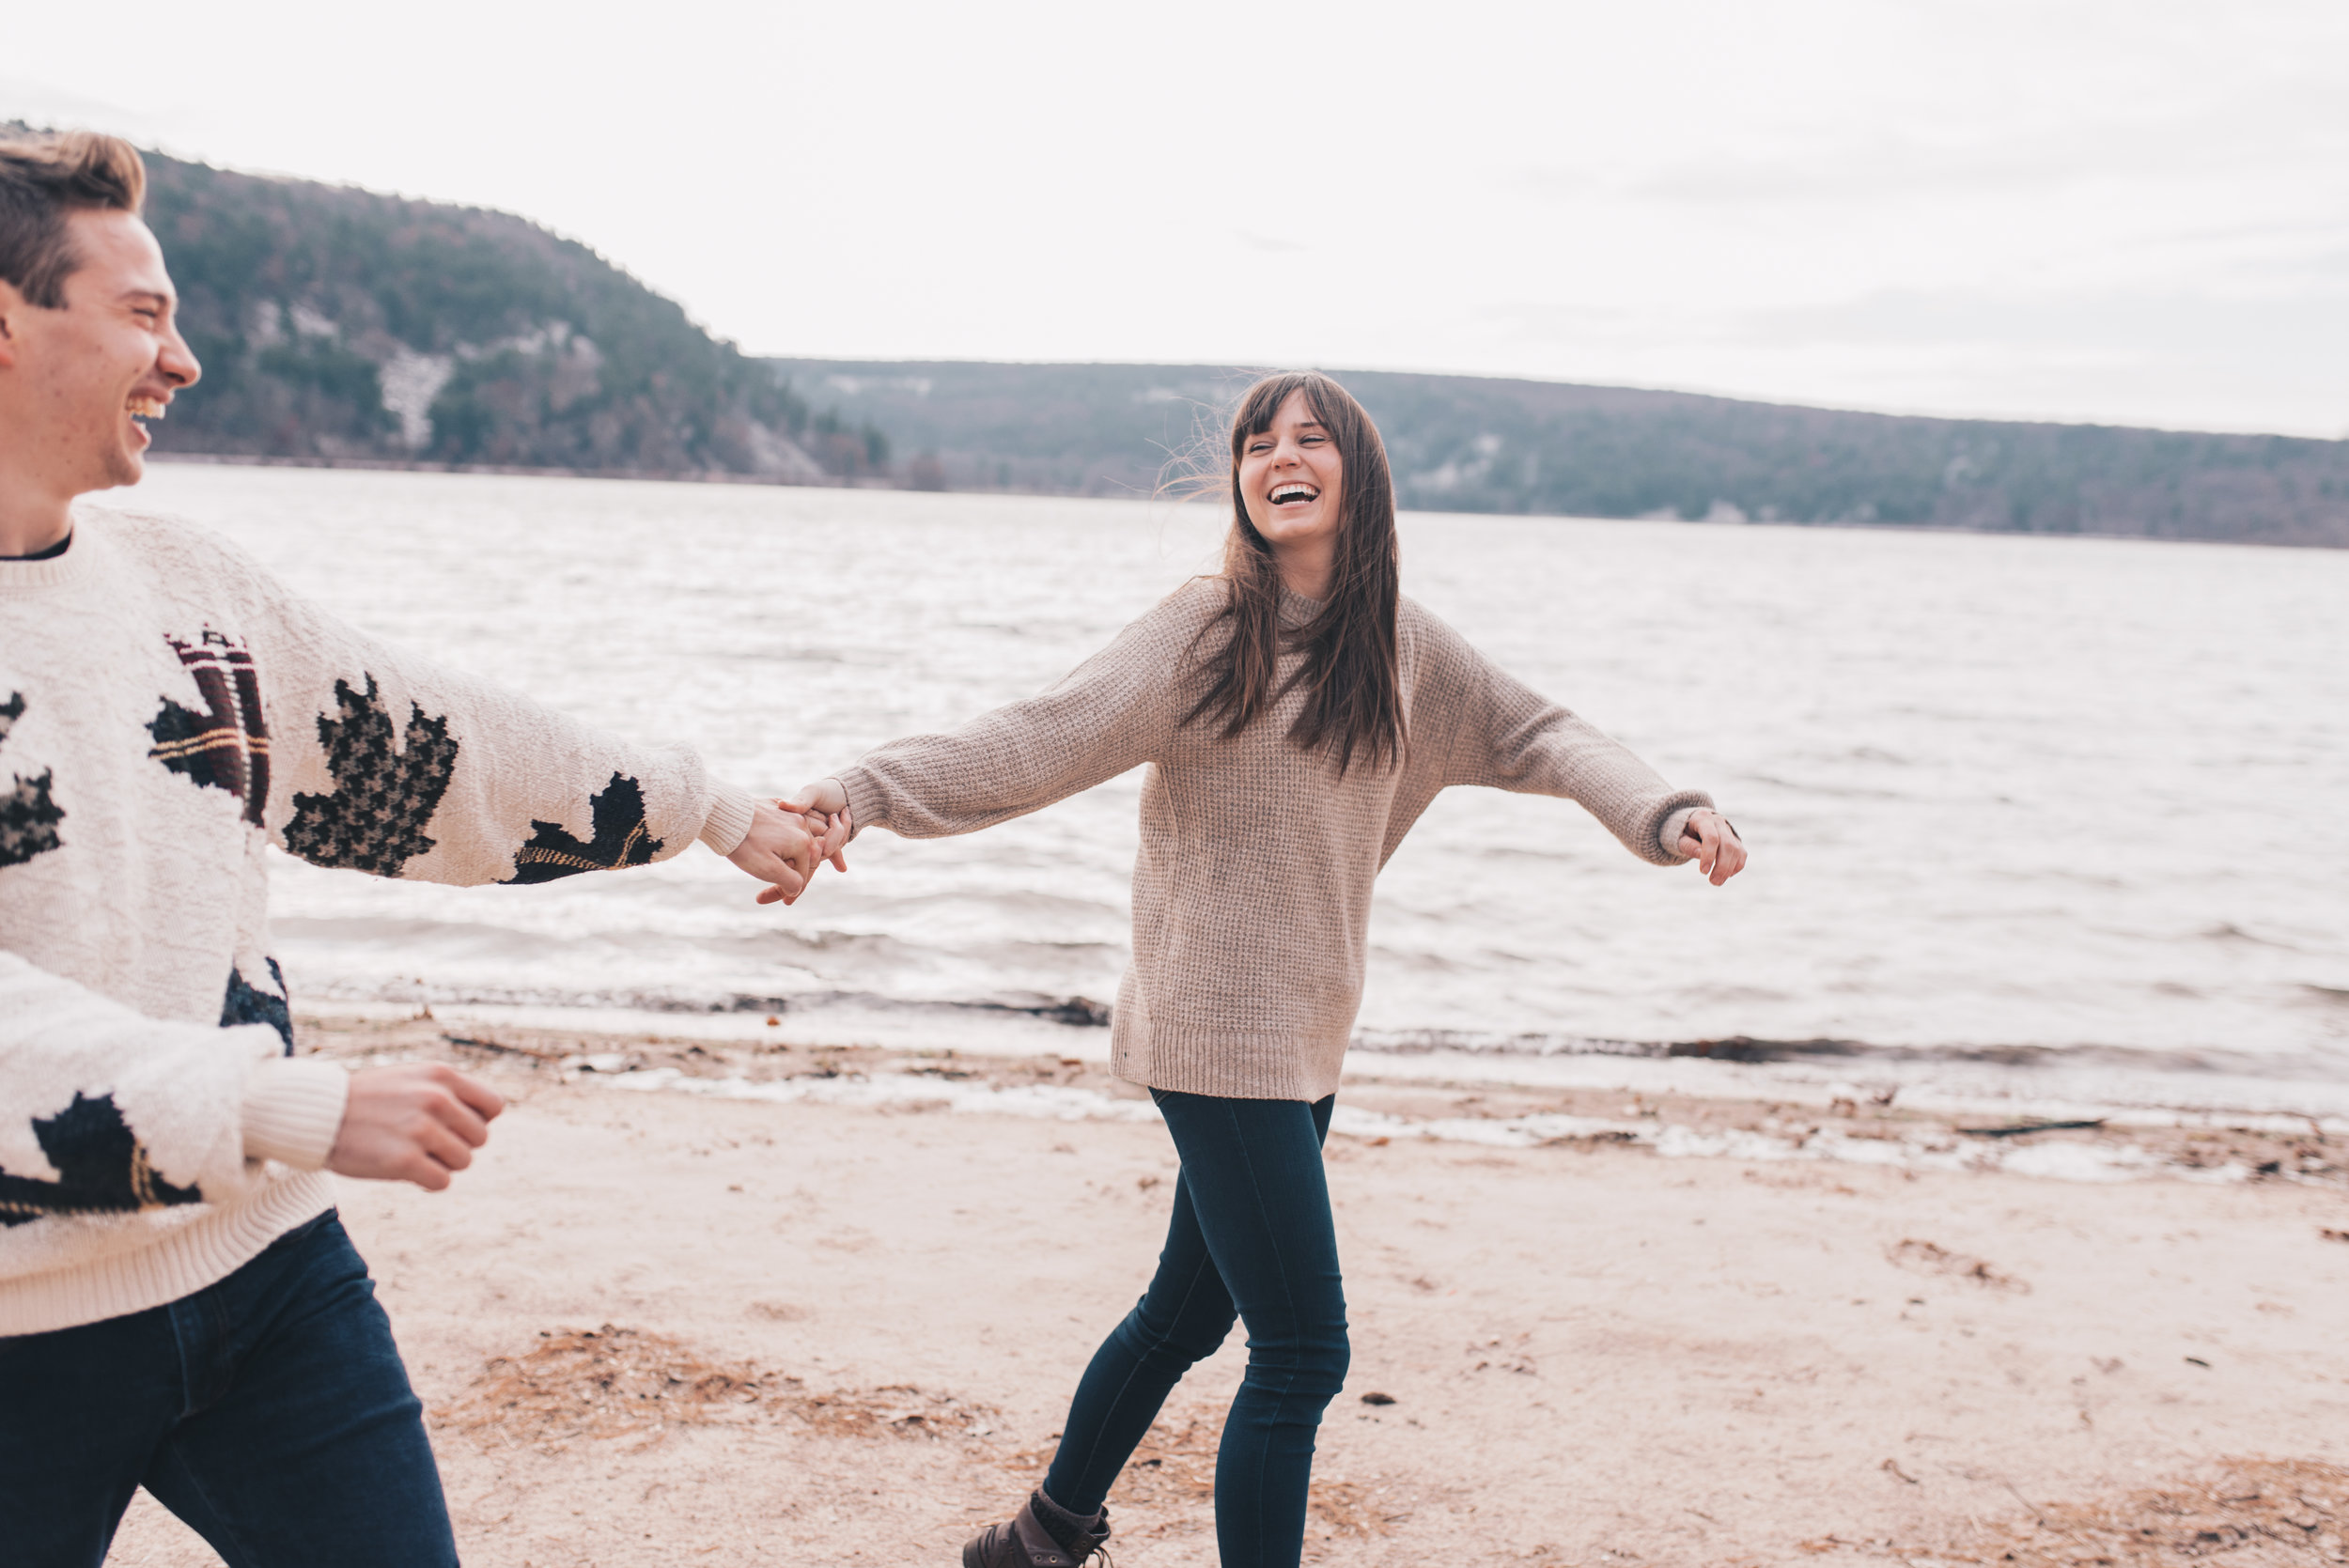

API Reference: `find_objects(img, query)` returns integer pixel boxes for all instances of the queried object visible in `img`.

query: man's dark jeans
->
[0,1210,458,1568]
[1044,1090,1349,1568]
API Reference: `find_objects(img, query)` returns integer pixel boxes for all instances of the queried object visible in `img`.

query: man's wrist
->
[698,778,757,856]
[242,1057,351,1171]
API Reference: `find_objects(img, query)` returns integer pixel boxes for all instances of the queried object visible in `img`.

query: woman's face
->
[1237,390,1344,562]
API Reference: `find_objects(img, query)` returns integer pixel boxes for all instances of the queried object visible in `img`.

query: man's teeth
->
[128,396,165,420]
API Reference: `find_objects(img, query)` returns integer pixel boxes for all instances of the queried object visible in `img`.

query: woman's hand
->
[1677,809,1748,887]
[727,799,821,905]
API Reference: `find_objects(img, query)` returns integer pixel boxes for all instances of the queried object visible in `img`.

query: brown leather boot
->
[962,1490,1111,1568]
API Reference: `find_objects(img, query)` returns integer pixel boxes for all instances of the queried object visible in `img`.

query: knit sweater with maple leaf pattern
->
[0,505,756,1336]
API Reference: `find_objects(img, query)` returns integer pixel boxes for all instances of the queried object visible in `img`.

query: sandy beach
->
[102,1017,2349,1568]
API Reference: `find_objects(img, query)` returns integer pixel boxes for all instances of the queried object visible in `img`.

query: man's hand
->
[327,1063,506,1191]
[728,799,821,905]
[1677,809,1749,887]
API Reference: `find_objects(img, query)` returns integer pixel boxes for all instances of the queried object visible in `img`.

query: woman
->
[791,372,1746,1568]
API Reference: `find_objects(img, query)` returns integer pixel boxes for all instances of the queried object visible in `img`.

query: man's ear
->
[0,279,21,370]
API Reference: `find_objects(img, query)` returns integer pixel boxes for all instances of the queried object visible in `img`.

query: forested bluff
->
[70,138,2349,548]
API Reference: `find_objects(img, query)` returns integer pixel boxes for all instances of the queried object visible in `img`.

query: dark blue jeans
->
[0,1210,457,1568]
[1044,1090,1348,1568]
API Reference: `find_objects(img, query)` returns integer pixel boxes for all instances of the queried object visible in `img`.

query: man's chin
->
[100,445,147,491]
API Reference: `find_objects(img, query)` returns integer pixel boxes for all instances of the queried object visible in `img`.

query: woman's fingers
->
[1680,810,1750,886]
[1703,818,1748,885]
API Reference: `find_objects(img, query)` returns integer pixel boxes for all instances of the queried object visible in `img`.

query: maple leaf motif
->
[281,675,458,877]
[0,1093,204,1229]
[504,772,665,884]
[222,958,295,1054]
[0,691,66,869]
[148,631,271,826]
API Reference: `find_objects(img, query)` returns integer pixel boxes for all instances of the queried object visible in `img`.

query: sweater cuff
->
[697,777,758,856]
[242,1057,350,1172]
[1658,806,1702,862]
[833,766,883,837]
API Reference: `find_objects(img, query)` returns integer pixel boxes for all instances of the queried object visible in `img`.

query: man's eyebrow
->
[117,288,173,308]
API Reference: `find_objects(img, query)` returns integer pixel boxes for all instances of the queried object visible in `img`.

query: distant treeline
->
[111,145,888,481]
[19,122,2339,543]
[770,359,2349,548]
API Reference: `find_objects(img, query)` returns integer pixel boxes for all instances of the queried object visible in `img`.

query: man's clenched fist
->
[327,1063,506,1191]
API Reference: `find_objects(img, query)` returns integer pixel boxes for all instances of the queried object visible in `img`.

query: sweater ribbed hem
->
[0,1172,335,1337]
[241,1058,350,1171]
[696,777,757,856]
[1112,1017,1349,1103]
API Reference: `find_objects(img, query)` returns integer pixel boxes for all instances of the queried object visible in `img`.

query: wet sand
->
[104,1017,2349,1567]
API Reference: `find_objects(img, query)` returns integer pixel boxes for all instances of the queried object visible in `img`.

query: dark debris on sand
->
[430,1324,993,1453]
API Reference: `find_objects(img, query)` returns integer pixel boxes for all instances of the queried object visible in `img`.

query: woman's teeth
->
[1270,485,1317,505]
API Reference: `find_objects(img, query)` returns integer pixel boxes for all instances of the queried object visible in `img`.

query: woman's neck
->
[1273,541,1333,602]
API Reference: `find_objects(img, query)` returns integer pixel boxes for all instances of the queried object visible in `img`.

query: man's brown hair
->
[0,130,148,309]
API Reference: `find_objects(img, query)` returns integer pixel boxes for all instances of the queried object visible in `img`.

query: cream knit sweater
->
[839,580,1713,1102]
[0,505,755,1336]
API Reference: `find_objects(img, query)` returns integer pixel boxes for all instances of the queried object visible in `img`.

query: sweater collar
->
[1276,585,1325,627]
[0,514,95,594]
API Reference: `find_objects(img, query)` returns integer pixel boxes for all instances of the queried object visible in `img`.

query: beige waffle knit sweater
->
[838,580,1714,1101]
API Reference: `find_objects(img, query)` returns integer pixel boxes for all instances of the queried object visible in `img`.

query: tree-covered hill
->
[128,150,887,479]
[774,359,2349,548]
[21,127,2341,544]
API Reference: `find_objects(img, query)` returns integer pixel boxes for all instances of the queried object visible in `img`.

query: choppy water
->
[129,463,2349,1096]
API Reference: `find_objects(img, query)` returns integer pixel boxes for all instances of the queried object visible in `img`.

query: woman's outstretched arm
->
[1428,618,1744,882]
[791,586,1213,863]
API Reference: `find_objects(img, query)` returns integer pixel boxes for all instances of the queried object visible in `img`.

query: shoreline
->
[109,1013,2349,1566]
[307,1004,2349,1186]
[140,450,2341,551]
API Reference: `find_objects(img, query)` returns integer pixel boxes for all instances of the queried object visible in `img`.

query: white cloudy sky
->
[5,0,2344,434]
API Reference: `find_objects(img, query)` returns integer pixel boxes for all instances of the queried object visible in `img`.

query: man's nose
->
[159,325,201,390]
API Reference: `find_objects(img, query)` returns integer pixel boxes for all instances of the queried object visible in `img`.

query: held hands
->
[724,798,838,906]
[1677,809,1749,887]
[762,779,852,907]
[327,1063,506,1191]
[717,787,850,907]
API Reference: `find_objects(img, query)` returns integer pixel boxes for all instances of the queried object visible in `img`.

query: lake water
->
[127,464,2349,1106]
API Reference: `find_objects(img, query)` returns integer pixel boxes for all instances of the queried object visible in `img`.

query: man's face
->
[0,209,201,499]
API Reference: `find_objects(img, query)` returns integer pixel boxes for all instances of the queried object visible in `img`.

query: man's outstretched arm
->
[235,548,819,901]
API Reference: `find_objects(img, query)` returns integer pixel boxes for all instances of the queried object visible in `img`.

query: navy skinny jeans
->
[0,1210,458,1568]
[1044,1090,1348,1568]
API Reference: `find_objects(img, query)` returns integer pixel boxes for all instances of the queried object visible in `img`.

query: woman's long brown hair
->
[1182,372,1406,777]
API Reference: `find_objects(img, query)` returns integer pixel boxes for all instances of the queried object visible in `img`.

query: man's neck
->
[0,483,75,559]
[0,461,77,558]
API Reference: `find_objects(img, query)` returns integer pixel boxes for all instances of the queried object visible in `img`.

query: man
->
[0,130,819,1566]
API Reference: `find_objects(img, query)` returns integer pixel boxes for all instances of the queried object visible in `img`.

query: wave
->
[299,972,2345,1083]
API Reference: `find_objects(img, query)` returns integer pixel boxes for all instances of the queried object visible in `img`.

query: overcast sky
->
[5,0,2344,435]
